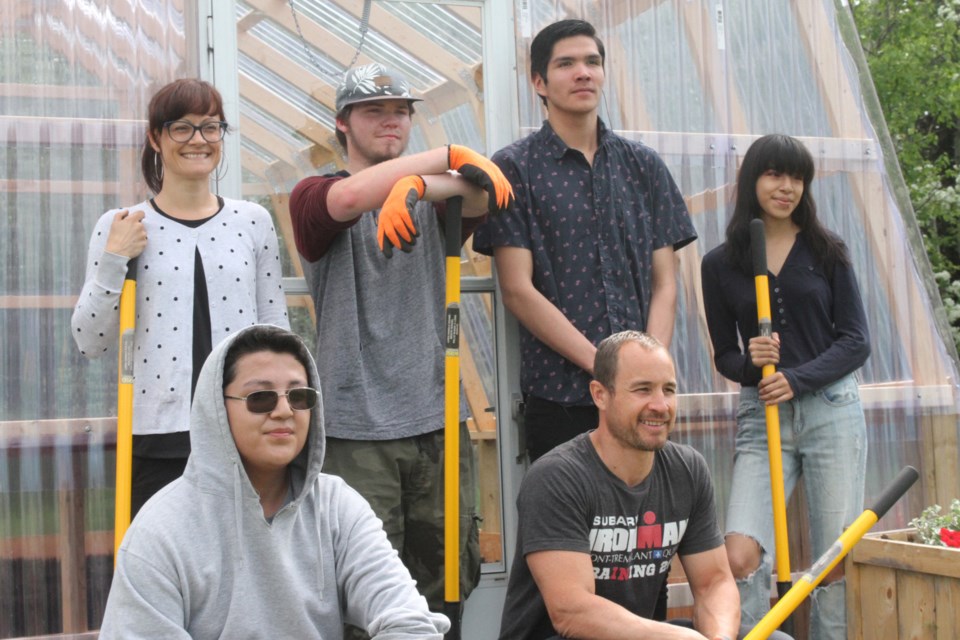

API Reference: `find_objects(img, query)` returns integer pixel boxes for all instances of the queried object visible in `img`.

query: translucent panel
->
[232,0,502,572]
[725,0,834,135]
[241,98,313,150]
[241,136,279,164]
[280,0,446,88]
[461,291,504,568]
[4,0,959,635]
[237,0,343,82]
[612,2,717,132]
[238,53,335,127]
[1,1,194,633]
[515,0,960,547]
[380,2,483,64]
[441,103,486,152]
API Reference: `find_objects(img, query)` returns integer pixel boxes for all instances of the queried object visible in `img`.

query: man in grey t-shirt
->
[500,331,792,640]
[289,63,513,636]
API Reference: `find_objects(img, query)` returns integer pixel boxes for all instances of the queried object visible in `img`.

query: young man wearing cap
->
[473,20,697,464]
[289,63,513,636]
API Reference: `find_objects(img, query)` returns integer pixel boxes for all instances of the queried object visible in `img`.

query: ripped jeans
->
[726,374,867,640]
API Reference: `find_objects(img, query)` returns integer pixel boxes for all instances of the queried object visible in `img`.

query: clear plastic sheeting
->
[0,0,190,636]
[2,0,497,635]
[230,0,504,568]
[514,0,959,546]
[2,0,959,637]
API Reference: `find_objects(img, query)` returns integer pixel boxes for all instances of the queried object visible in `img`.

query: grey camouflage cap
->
[335,63,423,113]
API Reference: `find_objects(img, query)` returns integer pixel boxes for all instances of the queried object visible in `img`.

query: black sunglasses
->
[224,387,318,414]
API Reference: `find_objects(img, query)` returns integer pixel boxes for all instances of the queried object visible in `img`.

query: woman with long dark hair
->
[72,79,289,515]
[701,134,870,639]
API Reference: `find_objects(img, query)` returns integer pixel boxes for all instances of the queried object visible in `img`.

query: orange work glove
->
[378,175,425,258]
[447,144,515,214]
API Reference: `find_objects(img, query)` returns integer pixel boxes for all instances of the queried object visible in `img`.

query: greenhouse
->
[1,1,957,638]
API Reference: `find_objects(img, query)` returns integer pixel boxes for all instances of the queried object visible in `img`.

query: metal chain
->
[287,0,371,79]
[347,0,372,71]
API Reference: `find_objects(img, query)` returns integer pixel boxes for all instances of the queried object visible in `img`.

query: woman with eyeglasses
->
[100,324,449,637]
[72,78,289,516]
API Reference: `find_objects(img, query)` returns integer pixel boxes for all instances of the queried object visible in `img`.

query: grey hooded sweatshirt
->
[99,325,449,638]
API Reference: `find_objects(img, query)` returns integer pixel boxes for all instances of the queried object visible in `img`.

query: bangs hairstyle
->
[140,78,227,194]
[724,134,849,276]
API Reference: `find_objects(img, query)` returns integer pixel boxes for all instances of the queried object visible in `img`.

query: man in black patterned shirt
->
[474,19,696,464]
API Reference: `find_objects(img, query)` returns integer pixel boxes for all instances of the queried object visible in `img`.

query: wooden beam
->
[679,0,749,134]
[329,0,472,92]
[603,34,652,130]
[250,0,481,142]
[419,69,475,113]
[0,531,113,561]
[237,7,267,33]
[791,1,950,386]
[792,0,864,139]
[604,130,874,163]
[242,0,479,155]
[237,30,337,110]
[238,113,305,166]
[243,0,366,69]
[240,147,273,181]
[0,180,123,195]
[57,467,88,632]
[603,0,663,27]
[461,331,495,433]
[309,143,340,169]
[269,192,303,282]
[920,413,960,508]
[239,74,335,148]
[0,84,124,100]
[239,148,302,191]
[447,5,482,30]
[0,116,144,147]
[37,8,181,92]
[242,182,281,197]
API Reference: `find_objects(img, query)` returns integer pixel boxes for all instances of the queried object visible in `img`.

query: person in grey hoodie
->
[99,324,449,638]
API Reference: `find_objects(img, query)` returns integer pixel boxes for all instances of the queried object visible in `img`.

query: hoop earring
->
[214,153,227,182]
[154,152,164,183]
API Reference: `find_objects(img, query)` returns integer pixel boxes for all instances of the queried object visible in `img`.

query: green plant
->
[852,1,960,355]
[934,271,960,350]
[909,498,960,546]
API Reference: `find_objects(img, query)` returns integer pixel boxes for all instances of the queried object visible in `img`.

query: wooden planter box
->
[846,528,960,639]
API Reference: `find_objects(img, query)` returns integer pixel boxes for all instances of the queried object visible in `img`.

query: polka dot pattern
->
[472,120,696,404]
[71,198,290,436]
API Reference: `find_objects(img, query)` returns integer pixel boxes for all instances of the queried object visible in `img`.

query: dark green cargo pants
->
[323,422,482,636]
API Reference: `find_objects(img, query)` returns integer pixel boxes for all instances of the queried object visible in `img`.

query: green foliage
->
[852,0,960,350]
[909,498,960,545]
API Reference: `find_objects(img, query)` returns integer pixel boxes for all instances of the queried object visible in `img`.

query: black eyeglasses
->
[163,120,228,143]
[224,387,318,414]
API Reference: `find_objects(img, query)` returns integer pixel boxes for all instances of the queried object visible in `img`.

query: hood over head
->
[182,324,324,505]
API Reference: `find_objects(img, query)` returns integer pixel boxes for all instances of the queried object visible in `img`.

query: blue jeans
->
[323,423,481,638]
[726,374,867,640]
